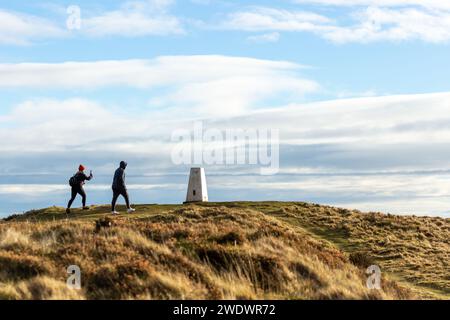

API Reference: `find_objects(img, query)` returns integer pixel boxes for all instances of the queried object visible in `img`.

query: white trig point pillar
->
[185,168,208,203]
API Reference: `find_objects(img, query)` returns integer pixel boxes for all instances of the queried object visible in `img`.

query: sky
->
[0,0,450,217]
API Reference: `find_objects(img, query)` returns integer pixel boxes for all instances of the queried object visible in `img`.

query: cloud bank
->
[0,53,449,216]
[2,88,450,175]
[2,0,450,45]
[0,56,318,117]
[222,4,450,44]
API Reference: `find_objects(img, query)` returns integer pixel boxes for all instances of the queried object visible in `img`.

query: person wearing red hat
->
[66,165,93,214]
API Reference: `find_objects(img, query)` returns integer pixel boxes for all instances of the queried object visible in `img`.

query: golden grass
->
[0,202,447,300]
[232,202,449,298]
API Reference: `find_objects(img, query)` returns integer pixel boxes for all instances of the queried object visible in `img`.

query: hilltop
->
[0,202,448,300]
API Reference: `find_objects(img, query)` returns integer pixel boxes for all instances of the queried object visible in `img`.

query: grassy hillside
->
[0,202,448,300]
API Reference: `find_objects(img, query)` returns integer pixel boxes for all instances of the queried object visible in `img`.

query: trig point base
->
[184,168,208,203]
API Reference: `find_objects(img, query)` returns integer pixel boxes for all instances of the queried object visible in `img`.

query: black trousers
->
[112,188,130,211]
[68,186,86,208]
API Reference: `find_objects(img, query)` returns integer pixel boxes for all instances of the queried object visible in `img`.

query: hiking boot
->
[111,211,120,215]
[127,208,136,214]
[66,208,70,214]
[83,206,90,210]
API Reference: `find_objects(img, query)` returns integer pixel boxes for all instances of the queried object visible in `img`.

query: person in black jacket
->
[111,161,135,215]
[66,165,93,214]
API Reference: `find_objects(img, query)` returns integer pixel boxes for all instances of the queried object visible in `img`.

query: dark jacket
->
[73,171,93,188]
[112,162,127,190]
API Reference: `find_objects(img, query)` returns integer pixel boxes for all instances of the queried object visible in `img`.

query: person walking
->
[111,161,135,215]
[66,165,93,214]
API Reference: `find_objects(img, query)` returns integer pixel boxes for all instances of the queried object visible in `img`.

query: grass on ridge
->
[0,202,448,300]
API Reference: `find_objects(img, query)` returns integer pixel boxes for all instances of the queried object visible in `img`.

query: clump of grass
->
[0,276,84,300]
[349,252,376,268]
[94,217,113,233]
[212,231,245,245]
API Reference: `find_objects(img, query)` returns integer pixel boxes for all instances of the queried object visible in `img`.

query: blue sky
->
[1,0,450,217]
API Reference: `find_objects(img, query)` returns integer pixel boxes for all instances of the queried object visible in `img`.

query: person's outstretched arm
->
[85,171,93,181]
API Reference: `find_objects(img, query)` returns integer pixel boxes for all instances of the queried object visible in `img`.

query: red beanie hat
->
[79,165,85,171]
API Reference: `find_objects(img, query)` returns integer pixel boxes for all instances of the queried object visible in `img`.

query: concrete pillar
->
[185,168,208,203]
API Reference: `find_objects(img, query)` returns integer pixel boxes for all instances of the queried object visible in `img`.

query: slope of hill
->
[0,202,448,300]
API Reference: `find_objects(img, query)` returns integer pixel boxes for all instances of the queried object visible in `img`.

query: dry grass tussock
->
[0,204,419,300]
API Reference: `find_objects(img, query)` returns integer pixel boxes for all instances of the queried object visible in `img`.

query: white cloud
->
[232,92,450,146]
[3,91,450,164]
[0,56,318,117]
[0,98,173,154]
[223,7,332,32]
[0,56,305,88]
[248,32,281,43]
[82,0,184,37]
[294,0,450,10]
[222,5,450,43]
[323,6,450,43]
[0,1,183,45]
[0,9,66,45]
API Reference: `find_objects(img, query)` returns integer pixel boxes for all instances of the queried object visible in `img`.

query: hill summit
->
[0,202,448,299]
